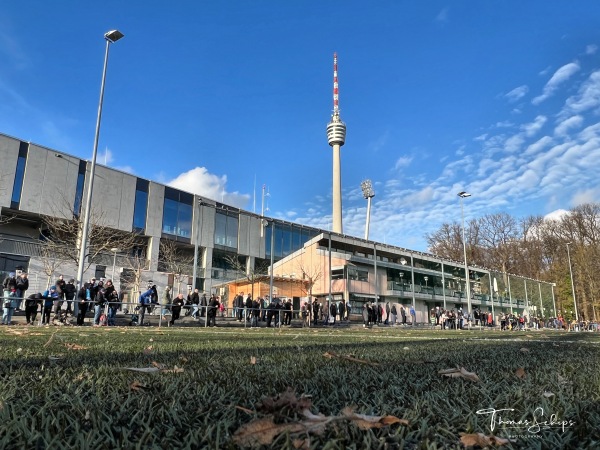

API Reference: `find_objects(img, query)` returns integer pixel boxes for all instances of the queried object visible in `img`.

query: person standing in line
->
[385,302,391,325]
[161,286,172,321]
[64,279,77,315]
[170,293,185,326]
[15,272,29,310]
[200,293,207,318]
[401,305,407,325]
[105,280,119,326]
[138,285,155,326]
[42,286,59,325]
[235,292,244,321]
[189,288,200,319]
[312,301,319,326]
[409,305,416,325]
[301,302,309,327]
[2,272,17,325]
[329,301,337,325]
[25,292,42,325]
[54,274,66,313]
[207,294,219,327]
[338,300,346,322]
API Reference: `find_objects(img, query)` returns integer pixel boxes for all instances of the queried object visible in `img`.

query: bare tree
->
[120,244,150,302]
[224,254,269,300]
[39,198,138,278]
[296,261,322,300]
[158,239,194,295]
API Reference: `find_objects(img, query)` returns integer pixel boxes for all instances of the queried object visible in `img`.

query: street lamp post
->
[566,242,579,322]
[458,191,472,320]
[110,247,119,281]
[75,30,124,298]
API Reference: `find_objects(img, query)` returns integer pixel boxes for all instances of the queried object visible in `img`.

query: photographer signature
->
[476,407,575,434]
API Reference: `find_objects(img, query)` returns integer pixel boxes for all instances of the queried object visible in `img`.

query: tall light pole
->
[76,30,124,294]
[361,179,375,240]
[566,242,579,322]
[458,191,472,317]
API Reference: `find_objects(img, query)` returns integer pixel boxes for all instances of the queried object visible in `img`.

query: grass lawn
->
[0,326,598,449]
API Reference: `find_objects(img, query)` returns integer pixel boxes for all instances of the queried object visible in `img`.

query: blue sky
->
[2,1,600,251]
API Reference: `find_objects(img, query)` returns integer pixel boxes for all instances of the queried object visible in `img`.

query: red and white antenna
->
[333,52,339,115]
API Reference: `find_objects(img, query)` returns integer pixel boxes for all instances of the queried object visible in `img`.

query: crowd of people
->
[2,271,597,332]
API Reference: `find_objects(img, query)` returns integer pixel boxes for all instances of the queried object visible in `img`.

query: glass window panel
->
[133,189,148,230]
[11,156,26,204]
[178,203,192,237]
[214,212,227,246]
[162,198,179,235]
[225,215,238,248]
[73,172,85,217]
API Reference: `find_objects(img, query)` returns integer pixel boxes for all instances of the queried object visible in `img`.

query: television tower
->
[326,52,346,234]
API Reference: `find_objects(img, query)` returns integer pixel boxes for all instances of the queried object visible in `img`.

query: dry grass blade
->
[161,365,184,373]
[65,343,87,350]
[43,332,57,348]
[235,405,254,415]
[340,407,409,429]
[323,351,380,367]
[122,367,161,374]
[130,381,150,392]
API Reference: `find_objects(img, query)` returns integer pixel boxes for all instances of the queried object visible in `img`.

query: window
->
[73,160,86,217]
[133,178,149,232]
[162,187,193,239]
[265,223,318,259]
[214,211,238,249]
[11,141,29,209]
[94,265,106,280]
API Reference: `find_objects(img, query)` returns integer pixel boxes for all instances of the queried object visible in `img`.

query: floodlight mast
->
[458,191,472,320]
[361,179,375,240]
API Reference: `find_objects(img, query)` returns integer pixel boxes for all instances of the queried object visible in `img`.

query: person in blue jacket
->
[138,285,156,326]
[42,286,59,325]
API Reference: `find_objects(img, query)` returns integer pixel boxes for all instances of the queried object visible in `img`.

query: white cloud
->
[167,167,250,208]
[435,8,449,22]
[544,209,569,221]
[572,188,600,206]
[554,115,583,136]
[521,115,547,137]
[532,61,580,105]
[586,44,598,55]
[474,133,488,141]
[561,70,600,117]
[394,156,413,170]
[505,85,529,102]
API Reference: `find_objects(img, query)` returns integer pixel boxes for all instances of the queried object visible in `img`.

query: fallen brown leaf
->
[520,347,530,353]
[258,387,313,413]
[543,391,555,398]
[162,365,184,373]
[250,356,257,365]
[439,367,480,382]
[232,416,305,447]
[460,432,514,447]
[515,367,526,379]
[143,345,153,355]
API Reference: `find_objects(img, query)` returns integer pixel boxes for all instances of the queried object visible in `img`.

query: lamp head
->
[105,30,124,43]
[458,191,471,198]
